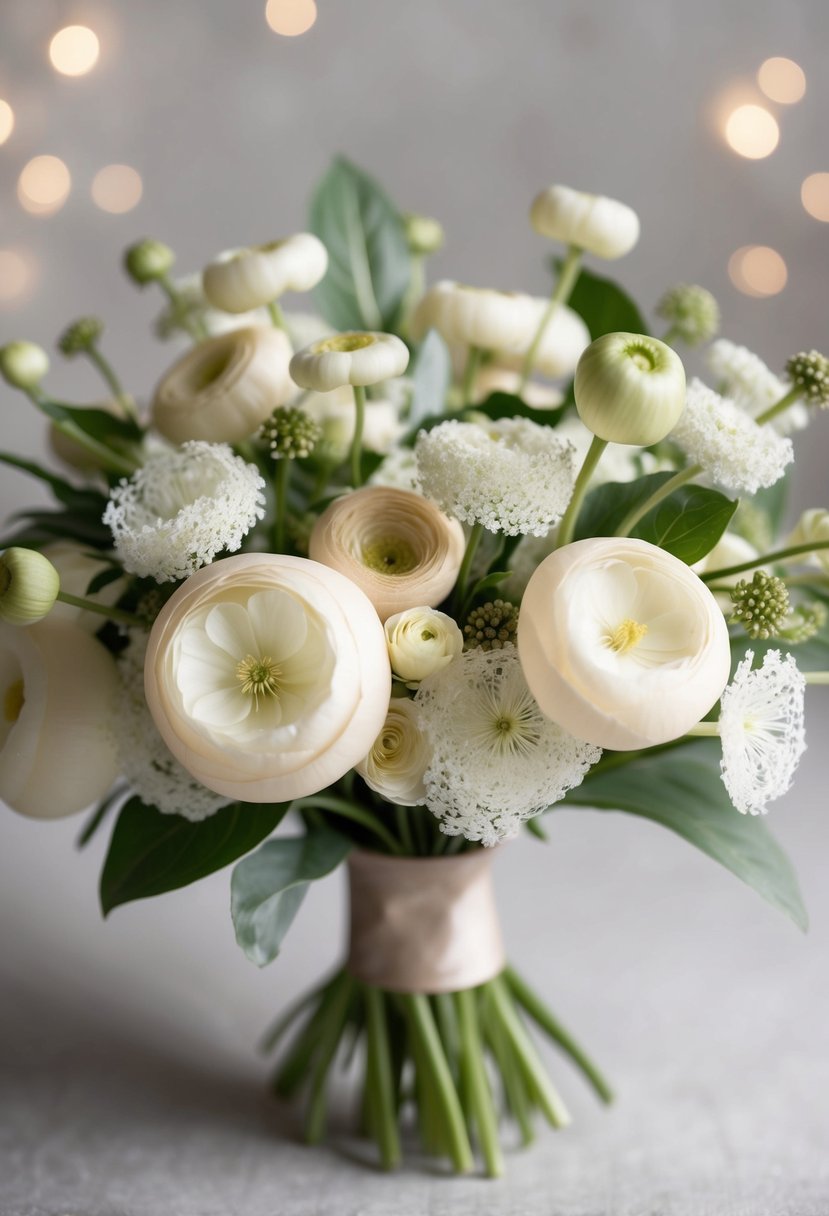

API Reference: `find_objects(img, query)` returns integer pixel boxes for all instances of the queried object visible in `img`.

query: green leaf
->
[100,797,292,914]
[557,261,649,339]
[474,391,566,429]
[1,510,113,548]
[231,825,351,966]
[37,398,142,447]
[632,484,738,564]
[0,450,109,515]
[310,157,411,332]
[563,742,807,930]
[409,329,451,428]
[574,472,674,541]
[85,565,126,595]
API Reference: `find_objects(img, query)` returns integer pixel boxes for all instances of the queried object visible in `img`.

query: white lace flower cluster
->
[718,649,806,816]
[707,339,808,434]
[104,441,266,583]
[671,378,793,494]
[415,418,576,537]
[114,632,231,821]
[415,645,600,846]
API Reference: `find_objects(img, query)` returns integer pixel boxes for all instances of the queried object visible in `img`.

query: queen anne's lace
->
[718,649,806,816]
[671,378,793,494]
[707,339,808,434]
[104,441,266,583]
[415,418,576,537]
[415,645,600,845]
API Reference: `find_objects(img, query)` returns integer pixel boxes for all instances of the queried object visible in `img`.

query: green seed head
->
[403,212,445,256]
[0,341,49,391]
[464,599,519,652]
[58,316,104,357]
[124,238,175,286]
[786,350,829,407]
[258,406,322,460]
[777,600,828,645]
[729,570,790,640]
[656,283,720,346]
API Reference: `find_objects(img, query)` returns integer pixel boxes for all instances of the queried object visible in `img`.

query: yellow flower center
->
[3,678,24,724]
[235,654,282,705]
[606,618,649,654]
[315,333,375,354]
[361,537,418,575]
[624,339,658,373]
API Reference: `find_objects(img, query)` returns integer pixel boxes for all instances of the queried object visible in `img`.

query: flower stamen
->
[235,654,282,706]
[606,618,649,654]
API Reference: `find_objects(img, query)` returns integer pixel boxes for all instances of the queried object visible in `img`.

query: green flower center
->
[624,340,658,373]
[361,537,418,575]
[315,333,375,353]
[235,654,282,705]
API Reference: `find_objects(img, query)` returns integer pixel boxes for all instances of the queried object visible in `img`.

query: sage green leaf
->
[632,484,738,564]
[557,261,649,339]
[100,797,291,914]
[231,826,352,966]
[36,398,142,447]
[0,450,109,515]
[474,391,566,429]
[409,329,451,428]
[563,742,807,930]
[574,472,674,541]
[310,157,411,332]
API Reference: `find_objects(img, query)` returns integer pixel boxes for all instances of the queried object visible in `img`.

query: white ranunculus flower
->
[290,332,409,393]
[411,282,540,354]
[493,302,590,380]
[518,537,731,750]
[202,235,329,314]
[0,621,120,818]
[530,185,640,259]
[787,509,829,573]
[384,607,463,683]
[143,553,391,803]
[41,541,129,632]
[356,698,431,806]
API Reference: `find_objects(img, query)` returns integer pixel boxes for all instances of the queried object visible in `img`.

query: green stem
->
[504,968,613,1104]
[455,988,504,1177]
[259,972,338,1054]
[86,346,136,421]
[267,299,287,331]
[350,384,367,488]
[614,463,702,538]
[519,244,582,394]
[481,997,536,1146]
[556,434,608,549]
[30,392,137,475]
[487,976,570,1129]
[56,591,144,628]
[660,323,681,348]
[755,385,802,427]
[364,986,402,1170]
[272,972,349,1097]
[686,721,721,736]
[394,805,415,854]
[273,458,291,552]
[804,671,829,685]
[701,540,829,583]
[452,521,484,617]
[158,273,208,341]
[403,993,474,1173]
[460,345,483,405]
[305,973,355,1143]
[294,794,405,855]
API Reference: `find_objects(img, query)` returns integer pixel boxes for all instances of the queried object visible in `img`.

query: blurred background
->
[1,2,828,1211]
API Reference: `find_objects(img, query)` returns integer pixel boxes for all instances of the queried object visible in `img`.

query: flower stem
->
[460,344,482,405]
[304,973,355,1143]
[480,996,536,1145]
[660,323,682,347]
[273,458,291,552]
[30,391,138,475]
[364,986,402,1170]
[486,976,570,1128]
[403,993,474,1174]
[555,434,608,549]
[519,244,582,394]
[452,521,484,616]
[614,463,702,538]
[804,671,829,685]
[55,591,144,628]
[700,540,829,583]
[454,988,504,1177]
[85,345,137,422]
[350,384,367,487]
[755,385,802,427]
[394,805,415,854]
[294,794,406,855]
[158,273,209,341]
[268,299,288,333]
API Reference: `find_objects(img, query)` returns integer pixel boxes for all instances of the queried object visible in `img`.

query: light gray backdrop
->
[1,2,828,1213]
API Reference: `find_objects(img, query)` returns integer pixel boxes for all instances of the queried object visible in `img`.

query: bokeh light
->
[728,245,787,298]
[0,99,14,145]
[91,164,143,214]
[801,173,829,222]
[757,57,806,104]
[17,155,71,215]
[265,0,317,36]
[48,25,100,76]
[0,249,34,304]
[724,104,779,158]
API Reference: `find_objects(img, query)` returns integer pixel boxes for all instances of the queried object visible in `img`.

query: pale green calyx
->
[785,350,829,407]
[464,599,519,652]
[403,212,445,256]
[0,547,60,625]
[729,570,789,640]
[574,332,686,446]
[778,600,828,644]
[656,283,720,346]
[258,406,322,460]
[0,341,49,391]
[124,238,175,285]
[58,316,104,356]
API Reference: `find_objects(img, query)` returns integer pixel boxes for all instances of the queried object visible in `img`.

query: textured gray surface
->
[2,1,829,1212]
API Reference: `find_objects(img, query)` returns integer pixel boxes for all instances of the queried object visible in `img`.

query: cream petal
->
[247,588,308,660]
[205,601,257,659]
[191,685,252,728]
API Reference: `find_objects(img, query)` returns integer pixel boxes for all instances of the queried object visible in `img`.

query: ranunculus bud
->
[356,698,431,805]
[202,234,329,314]
[403,213,445,256]
[0,548,60,626]
[517,537,731,750]
[290,332,409,392]
[124,238,175,285]
[0,341,49,391]
[410,282,539,353]
[384,607,463,683]
[530,185,640,259]
[574,332,686,446]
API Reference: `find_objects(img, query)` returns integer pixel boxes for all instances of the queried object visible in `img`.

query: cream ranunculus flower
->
[290,332,409,393]
[492,302,590,380]
[787,508,829,573]
[517,537,731,750]
[143,553,391,802]
[410,282,540,353]
[356,697,431,806]
[152,325,294,444]
[384,607,463,683]
[0,621,120,818]
[530,185,640,259]
[309,487,465,623]
[202,235,329,314]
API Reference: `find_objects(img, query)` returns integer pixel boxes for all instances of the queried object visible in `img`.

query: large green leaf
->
[37,398,142,447]
[100,797,291,914]
[474,390,566,429]
[632,484,738,564]
[409,329,451,428]
[310,157,411,332]
[231,825,351,966]
[562,742,807,930]
[559,261,649,339]
[0,450,109,515]
[574,472,673,540]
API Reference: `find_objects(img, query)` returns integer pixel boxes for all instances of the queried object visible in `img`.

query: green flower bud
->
[463,599,519,652]
[0,548,60,626]
[777,600,828,644]
[574,332,686,446]
[58,316,104,356]
[258,405,322,460]
[785,350,829,407]
[729,570,789,640]
[0,341,49,391]
[656,283,720,346]
[403,213,445,257]
[124,238,175,286]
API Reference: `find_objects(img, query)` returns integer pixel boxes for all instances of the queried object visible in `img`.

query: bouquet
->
[2,158,827,1177]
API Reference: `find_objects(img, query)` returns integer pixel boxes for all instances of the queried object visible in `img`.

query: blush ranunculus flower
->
[517,537,731,750]
[143,553,391,802]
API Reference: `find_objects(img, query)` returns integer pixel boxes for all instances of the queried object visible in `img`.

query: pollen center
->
[315,332,375,354]
[235,654,282,705]
[624,341,658,373]
[361,537,418,575]
[606,618,649,654]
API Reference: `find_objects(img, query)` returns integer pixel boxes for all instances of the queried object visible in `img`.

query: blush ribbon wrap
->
[346,848,506,994]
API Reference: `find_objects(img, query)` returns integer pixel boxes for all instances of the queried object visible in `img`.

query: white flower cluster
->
[719,649,806,816]
[707,339,808,434]
[114,632,231,821]
[671,378,793,494]
[415,645,600,846]
[415,417,576,537]
[104,441,266,583]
